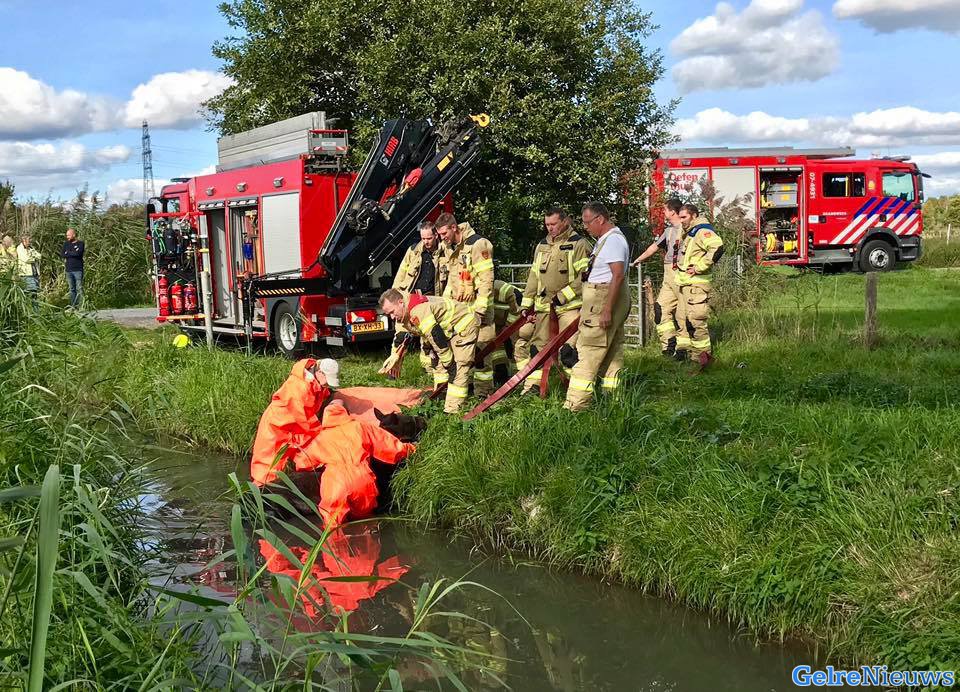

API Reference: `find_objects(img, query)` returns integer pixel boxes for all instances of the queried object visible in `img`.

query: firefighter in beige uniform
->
[435,212,495,396]
[563,203,631,412]
[379,289,479,413]
[632,198,684,357]
[384,221,448,387]
[675,203,724,369]
[516,208,591,392]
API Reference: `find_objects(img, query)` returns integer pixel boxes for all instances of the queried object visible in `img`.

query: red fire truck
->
[651,147,926,272]
[147,112,487,355]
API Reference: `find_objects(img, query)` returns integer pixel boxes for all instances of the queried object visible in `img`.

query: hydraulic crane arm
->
[318,114,490,293]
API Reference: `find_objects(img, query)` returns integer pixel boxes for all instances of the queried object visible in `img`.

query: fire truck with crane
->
[146,111,489,356]
[650,147,927,272]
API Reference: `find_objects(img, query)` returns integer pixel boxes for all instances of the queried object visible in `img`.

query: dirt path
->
[92,307,160,330]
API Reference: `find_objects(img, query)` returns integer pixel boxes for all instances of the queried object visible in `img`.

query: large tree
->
[207,0,674,258]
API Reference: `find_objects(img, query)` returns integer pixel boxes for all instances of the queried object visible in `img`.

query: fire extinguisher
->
[157,274,170,318]
[170,281,184,315]
[184,281,198,314]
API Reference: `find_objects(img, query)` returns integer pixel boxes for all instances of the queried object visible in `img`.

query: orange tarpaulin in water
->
[250,359,329,486]
[258,527,409,618]
[295,401,415,525]
[335,386,427,424]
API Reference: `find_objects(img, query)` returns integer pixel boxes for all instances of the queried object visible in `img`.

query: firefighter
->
[435,212,495,396]
[516,208,591,393]
[632,198,684,358]
[562,203,631,412]
[250,358,339,487]
[382,220,446,386]
[675,203,724,370]
[379,288,479,414]
[492,279,524,383]
[295,400,415,526]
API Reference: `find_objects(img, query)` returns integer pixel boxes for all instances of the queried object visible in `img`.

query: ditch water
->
[142,444,812,691]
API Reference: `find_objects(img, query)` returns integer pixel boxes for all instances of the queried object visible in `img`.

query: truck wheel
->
[272,302,303,358]
[859,239,895,272]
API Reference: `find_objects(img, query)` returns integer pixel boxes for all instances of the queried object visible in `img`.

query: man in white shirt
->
[563,202,631,412]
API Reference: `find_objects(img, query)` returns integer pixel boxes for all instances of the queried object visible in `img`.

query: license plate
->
[351,321,385,334]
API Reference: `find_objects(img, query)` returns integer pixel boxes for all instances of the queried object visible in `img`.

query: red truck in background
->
[651,147,926,272]
[147,112,487,355]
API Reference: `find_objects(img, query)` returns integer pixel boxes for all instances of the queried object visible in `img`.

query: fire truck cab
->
[653,147,925,272]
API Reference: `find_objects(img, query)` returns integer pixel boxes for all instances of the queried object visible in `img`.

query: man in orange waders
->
[250,358,340,486]
[295,400,416,526]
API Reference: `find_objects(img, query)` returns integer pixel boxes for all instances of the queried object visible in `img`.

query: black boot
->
[559,344,578,369]
[493,363,510,387]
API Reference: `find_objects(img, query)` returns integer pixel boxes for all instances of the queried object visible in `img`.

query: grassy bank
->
[41,267,960,673]
[0,283,503,688]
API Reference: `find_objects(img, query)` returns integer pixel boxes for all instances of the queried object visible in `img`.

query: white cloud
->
[673,108,960,197]
[833,0,960,34]
[0,68,118,139]
[0,141,131,178]
[848,107,960,139]
[123,70,234,129]
[674,108,815,142]
[105,165,216,204]
[0,68,232,140]
[104,178,147,204]
[671,0,840,92]
[674,106,960,148]
[911,152,960,171]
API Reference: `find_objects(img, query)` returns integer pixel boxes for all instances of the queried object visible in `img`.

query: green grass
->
[0,277,502,689]
[14,266,960,674]
[918,237,960,269]
[394,267,960,671]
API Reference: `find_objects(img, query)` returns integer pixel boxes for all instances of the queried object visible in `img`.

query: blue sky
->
[2,0,959,202]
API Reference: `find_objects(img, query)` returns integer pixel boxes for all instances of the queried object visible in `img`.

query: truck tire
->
[272,302,303,358]
[859,239,895,272]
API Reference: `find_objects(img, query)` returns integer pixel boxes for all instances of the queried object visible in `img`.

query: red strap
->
[464,318,580,421]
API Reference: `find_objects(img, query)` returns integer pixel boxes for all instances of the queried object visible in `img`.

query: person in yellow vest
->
[563,203,631,412]
[381,221,447,387]
[435,212,495,397]
[675,203,724,370]
[0,235,17,272]
[632,198,684,358]
[491,279,524,383]
[379,288,479,414]
[16,234,41,300]
[516,208,591,392]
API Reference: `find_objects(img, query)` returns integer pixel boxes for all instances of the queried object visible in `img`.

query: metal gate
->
[496,264,648,347]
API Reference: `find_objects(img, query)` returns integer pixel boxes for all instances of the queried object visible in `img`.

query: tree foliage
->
[207,0,674,258]
[923,194,960,234]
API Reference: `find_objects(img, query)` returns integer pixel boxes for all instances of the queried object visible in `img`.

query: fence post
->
[948,223,952,244]
[864,272,878,350]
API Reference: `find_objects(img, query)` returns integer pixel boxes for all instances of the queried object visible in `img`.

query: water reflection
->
[144,445,813,691]
[258,526,410,619]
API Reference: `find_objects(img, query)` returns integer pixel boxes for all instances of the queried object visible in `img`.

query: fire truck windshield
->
[882,171,915,202]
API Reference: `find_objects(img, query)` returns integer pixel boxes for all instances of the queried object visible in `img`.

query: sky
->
[1,0,959,204]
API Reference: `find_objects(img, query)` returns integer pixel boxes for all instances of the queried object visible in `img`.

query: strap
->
[687,223,713,238]
[583,229,622,279]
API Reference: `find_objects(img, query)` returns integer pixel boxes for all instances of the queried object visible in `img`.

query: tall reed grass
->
[0,276,502,689]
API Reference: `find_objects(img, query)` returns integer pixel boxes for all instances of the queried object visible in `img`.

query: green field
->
[25,266,960,673]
